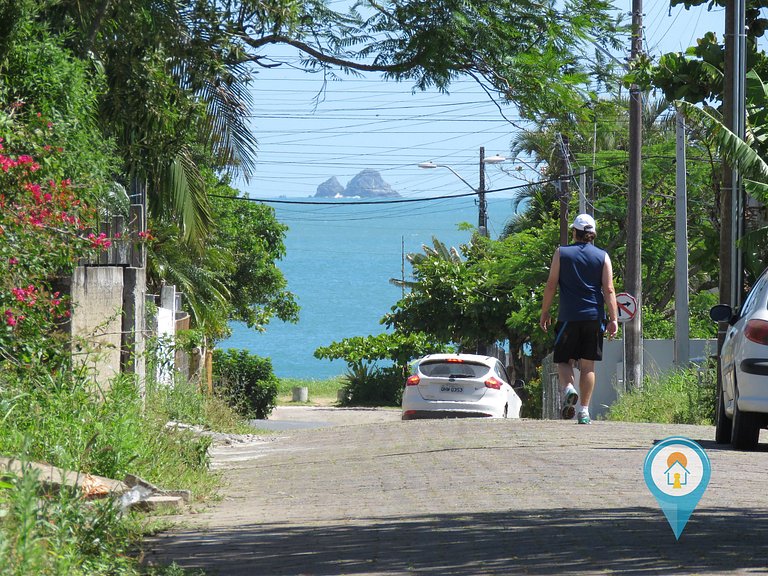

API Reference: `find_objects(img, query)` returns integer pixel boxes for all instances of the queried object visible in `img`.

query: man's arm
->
[602,253,619,336]
[539,249,560,332]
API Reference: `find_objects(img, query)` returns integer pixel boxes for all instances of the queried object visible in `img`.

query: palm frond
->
[197,62,260,178]
[677,100,768,186]
[161,149,214,245]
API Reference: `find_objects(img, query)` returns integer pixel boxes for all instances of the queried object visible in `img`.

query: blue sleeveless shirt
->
[557,242,607,321]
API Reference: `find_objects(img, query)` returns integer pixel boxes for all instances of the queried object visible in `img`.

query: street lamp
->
[419,147,506,236]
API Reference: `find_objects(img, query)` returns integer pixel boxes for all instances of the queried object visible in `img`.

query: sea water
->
[219,196,516,379]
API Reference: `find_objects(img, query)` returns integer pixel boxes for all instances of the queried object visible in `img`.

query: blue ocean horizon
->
[219,196,517,379]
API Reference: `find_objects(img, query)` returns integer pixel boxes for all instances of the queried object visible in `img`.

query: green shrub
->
[605,362,717,425]
[519,376,542,419]
[212,349,278,419]
[340,363,404,407]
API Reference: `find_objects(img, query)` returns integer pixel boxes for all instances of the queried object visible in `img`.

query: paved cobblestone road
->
[144,415,768,575]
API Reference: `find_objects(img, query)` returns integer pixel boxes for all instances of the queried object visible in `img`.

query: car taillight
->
[485,377,502,389]
[406,374,420,386]
[745,319,768,344]
[446,358,464,363]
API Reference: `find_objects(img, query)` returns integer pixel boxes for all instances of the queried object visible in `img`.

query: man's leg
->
[557,361,575,391]
[558,361,578,419]
[577,358,596,409]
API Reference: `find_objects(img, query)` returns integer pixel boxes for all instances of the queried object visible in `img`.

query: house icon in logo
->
[665,455,690,489]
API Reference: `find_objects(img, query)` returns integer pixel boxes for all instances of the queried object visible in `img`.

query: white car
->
[710,266,768,450]
[401,353,523,420]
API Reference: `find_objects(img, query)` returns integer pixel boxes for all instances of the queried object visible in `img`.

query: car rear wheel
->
[715,386,731,444]
[731,389,761,451]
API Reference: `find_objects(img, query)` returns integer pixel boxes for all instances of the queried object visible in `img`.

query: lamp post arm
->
[437,164,477,192]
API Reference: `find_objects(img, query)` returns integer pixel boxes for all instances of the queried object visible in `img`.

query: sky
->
[235,0,728,211]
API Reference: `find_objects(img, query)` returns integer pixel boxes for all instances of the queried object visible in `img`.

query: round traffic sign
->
[616,292,638,323]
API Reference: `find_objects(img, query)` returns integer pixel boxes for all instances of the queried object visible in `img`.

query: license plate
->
[441,386,463,393]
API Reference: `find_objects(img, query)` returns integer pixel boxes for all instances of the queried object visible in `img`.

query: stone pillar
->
[70,266,124,390]
[122,267,147,398]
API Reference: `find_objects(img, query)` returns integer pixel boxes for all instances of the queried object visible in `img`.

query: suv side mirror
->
[709,304,734,324]
[512,379,525,390]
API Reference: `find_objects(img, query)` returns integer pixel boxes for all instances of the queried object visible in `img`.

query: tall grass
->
[0,366,247,575]
[0,469,136,576]
[605,363,717,425]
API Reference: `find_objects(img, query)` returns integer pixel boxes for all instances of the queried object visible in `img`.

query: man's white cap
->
[571,213,596,234]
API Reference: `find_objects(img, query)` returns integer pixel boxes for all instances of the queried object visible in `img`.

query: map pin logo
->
[643,436,711,540]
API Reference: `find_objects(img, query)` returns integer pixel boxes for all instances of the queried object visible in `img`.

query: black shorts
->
[552,320,604,363]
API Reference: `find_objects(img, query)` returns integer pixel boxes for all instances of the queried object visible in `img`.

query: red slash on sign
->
[616,292,637,323]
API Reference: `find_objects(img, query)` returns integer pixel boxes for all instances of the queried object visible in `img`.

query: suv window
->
[739,267,768,318]
[420,361,489,379]
[495,360,510,383]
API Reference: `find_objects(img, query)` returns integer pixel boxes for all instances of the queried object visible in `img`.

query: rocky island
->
[315,169,400,199]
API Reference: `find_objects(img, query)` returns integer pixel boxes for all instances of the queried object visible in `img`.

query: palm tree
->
[40,0,259,246]
[389,236,463,291]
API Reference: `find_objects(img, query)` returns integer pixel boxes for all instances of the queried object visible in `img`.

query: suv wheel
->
[731,389,761,451]
[715,386,731,444]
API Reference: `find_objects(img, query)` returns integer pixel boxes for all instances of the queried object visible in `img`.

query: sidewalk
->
[143,414,768,575]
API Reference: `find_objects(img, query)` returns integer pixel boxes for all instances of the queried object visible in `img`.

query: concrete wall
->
[543,338,717,419]
[70,266,125,387]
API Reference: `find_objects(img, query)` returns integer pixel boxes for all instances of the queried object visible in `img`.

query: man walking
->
[539,214,619,424]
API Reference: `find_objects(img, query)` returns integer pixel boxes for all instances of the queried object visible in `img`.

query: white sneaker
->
[561,386,579,420]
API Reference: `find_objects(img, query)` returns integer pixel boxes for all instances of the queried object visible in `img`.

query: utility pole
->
[558,134,571,246]
[626,0,644,390]
[478,146,488,236]
[715,0,746,420]
[675,109,690,367]
[731,0,746,307]
[721,1,746,310]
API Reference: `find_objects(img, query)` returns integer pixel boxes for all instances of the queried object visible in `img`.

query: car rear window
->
[419,361,489,378]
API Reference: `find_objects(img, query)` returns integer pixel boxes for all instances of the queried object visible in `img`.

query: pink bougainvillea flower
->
[8,257,18,265]
[88,232,112,249]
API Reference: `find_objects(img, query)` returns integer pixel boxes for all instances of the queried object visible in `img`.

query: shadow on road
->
[147,506,768,575]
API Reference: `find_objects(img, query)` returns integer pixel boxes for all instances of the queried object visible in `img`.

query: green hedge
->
[340,363,404,406]
[213,349,278,419]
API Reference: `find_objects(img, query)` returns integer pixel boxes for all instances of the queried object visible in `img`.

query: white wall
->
[543,339,717,419]
[154,290,177,386]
